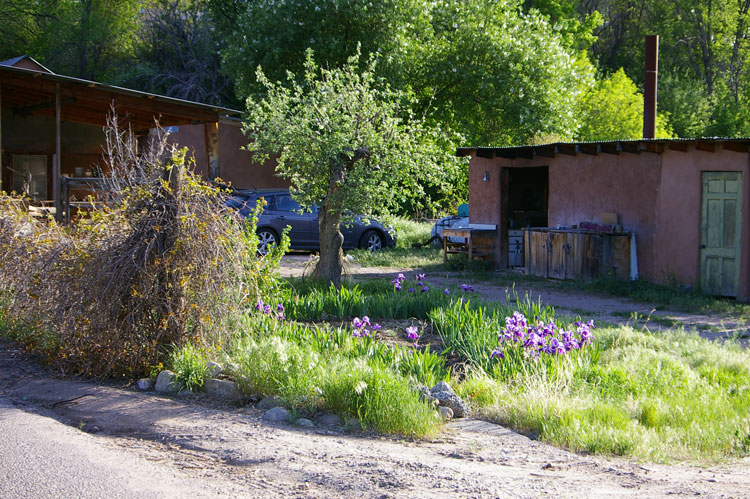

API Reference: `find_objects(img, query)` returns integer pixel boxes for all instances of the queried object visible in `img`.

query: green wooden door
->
[701,172,743,296]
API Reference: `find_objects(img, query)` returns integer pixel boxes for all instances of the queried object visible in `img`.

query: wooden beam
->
[475,148,494,158]
[722,141,750,153]
[54,83,61,219]
[204,121,219,180]
[641,142,664,154]
[619,141,642,154]
[668,141,689,152]
[557,144,578,156]
[579,143,601,155]
[13,96,76,115]
[534,144,557,157]
[695,141,715,153]
[600,142,622,155]
[0,83,3,192]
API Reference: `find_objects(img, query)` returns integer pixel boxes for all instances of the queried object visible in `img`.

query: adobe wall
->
[655,146,750,299]
[469,151,662,281]
[169,121,290,190]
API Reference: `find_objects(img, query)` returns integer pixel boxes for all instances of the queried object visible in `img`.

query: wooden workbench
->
[442,227,497,263]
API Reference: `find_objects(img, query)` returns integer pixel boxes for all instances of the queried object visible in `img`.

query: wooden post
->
[204,121,219,180]
[54,83,61,220]
[0,82,3,192]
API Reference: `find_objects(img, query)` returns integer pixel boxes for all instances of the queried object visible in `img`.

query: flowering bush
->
[490,311,595,379]
[351,316,382,337]
[254,299,286,321]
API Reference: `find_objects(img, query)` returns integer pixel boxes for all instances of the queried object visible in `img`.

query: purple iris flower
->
[397,273,406,281]
[352,317,363,329]
[468,285,474,292]
[421,286,430,293]
[255,299,264,310]
[408,287,415,293]
[405,326,420,342]
[394,283,402,291]
[276,304,285,313]
[263,304,272,315]
[416,273,425,281]
[461,284,469,292]
[417,281,424,288]
[372,323,382,331]
[490,348,504,360]
[444,288,450,295]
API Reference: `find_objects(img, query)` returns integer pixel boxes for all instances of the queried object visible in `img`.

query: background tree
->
[116,0,236,106]
[576,68,673,141]
[244,50,466,285]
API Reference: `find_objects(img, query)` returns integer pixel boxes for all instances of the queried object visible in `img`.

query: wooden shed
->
[459,138,750,299]
[0,55,241,218]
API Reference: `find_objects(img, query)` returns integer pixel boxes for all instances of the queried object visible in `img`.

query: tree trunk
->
[314,206,344,287]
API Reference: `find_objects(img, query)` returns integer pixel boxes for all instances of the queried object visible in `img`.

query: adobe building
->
[460,137,750,299]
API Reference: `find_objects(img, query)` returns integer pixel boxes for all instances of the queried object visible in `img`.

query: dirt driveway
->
[2,341,749,498]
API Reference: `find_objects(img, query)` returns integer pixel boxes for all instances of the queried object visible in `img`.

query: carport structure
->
[0,56,241,219]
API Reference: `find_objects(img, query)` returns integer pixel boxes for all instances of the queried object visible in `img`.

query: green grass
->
[223,314,443,437]
[170,343,209,391]
[457,325,750,462]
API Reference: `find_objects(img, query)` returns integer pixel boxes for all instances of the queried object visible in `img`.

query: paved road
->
[0,397,226,498]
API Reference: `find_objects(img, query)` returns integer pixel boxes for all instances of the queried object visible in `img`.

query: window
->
[11,155,48,201]
[273,194,301,212]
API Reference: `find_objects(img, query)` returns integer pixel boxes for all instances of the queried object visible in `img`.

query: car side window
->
[273,194,301,212]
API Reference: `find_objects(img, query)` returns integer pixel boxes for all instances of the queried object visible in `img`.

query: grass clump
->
[227,326,441,437]
[170,343,209,391]
[468,325,750,462]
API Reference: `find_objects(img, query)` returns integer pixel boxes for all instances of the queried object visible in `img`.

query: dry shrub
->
[0,116,271,377]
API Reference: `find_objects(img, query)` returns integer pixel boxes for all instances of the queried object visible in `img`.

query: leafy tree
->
[116,0,236,106]
[0,0,141,81]
[244,50,466,285]
[410,0,594,146]
[576,68,673,141]
[218,0,432,100]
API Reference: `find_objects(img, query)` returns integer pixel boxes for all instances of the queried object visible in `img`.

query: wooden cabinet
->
[524,228,631,281]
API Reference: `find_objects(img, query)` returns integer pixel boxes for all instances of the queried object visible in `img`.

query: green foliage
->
[0,0,142,81]
[170,343,209,391]
[576,69,674,141]
[227,324,441,437]
[0,120,278,377]
[245,49,466,225]
[470,324,750,462]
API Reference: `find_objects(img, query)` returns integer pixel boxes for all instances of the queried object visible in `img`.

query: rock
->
[257,395,285,410]
[296,418,315,428]
[225,362,240,375]
[262,406,290,422]
[154,370,180,394]
[316,413,342,426]
[419,390,439,408]
[430,381,469,418]
[177,388,192,397]
[438,406,454,421]
[206,361,223,378]
[136,378,153,391]
[345,416,362,431]
[204,378,242,402]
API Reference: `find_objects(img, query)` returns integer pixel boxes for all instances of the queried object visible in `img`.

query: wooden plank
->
[524,229,548,277]
[547,232,567,279]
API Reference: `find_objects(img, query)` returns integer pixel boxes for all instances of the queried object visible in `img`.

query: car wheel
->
[359,230,384,252]
[257,228,278,255]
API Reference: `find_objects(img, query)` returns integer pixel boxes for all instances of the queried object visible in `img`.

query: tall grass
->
[457,325,750,462]
[225,316,443,437]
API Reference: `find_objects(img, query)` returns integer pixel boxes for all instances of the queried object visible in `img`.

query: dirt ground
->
[2,257,750,497]
[2,341,750,498]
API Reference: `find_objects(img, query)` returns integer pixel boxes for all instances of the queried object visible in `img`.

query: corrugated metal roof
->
[457,137,750,158]
[0,55,53,73]
[0,61,242,117]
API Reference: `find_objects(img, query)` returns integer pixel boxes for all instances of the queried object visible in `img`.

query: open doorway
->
[502,166,549,267]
